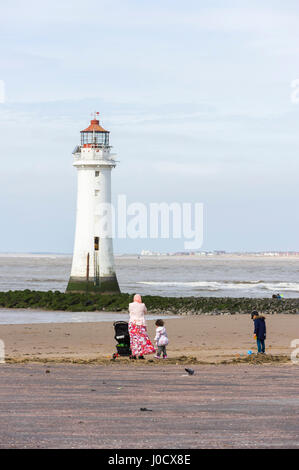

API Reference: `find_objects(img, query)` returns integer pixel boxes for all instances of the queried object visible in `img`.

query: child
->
[251,311,266,354]
[154,319,169,359]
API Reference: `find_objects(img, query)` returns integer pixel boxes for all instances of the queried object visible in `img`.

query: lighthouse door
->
[94,237,100,286]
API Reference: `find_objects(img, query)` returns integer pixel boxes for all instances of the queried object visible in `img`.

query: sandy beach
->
[0,314,297,363]
[1,363,299,449]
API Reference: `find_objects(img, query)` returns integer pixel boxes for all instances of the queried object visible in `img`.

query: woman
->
[128,294,155,359]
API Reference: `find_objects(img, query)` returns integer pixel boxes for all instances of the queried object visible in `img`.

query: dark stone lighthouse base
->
[66,274,120,295]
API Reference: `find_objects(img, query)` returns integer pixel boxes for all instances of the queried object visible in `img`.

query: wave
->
[26,278,65,283]
[0,254,71,259]
[137,280,299,292]
[260,282,299,292]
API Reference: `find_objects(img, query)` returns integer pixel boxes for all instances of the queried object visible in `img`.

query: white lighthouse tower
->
[67,113,120,294]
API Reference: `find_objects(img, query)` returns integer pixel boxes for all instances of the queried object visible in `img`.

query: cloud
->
[153,160,221,177]
[1,1,299,251]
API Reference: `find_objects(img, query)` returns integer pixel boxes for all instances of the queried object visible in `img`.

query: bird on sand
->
[185,368,195,375]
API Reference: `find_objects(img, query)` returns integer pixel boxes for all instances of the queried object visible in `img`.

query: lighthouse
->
[67,113,120,294]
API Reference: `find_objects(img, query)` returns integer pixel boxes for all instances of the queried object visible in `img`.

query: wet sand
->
[0,363,298,449]
[1,315,299,449]
[0,314,298,362]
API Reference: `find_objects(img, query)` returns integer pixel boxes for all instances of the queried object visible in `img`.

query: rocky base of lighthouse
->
[66,274,120,295]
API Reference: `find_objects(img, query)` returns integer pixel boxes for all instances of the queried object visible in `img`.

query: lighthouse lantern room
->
[80,118,110,147]
[67,113,120,294]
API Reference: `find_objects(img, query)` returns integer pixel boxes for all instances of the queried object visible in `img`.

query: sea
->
[0,253,299,299]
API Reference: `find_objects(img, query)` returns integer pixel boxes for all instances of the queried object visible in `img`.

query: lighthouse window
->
[94,237,99,251]
[81,132,109,147]
[95,171,99,177]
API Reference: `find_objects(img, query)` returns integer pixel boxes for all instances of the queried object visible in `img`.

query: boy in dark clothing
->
[251,311,266,353]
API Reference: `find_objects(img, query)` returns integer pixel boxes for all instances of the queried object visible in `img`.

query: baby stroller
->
[112,321,132,359]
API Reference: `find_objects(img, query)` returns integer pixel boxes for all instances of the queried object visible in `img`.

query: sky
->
[0,0,299,253]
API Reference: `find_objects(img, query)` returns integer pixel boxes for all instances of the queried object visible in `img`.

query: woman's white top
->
[128,301,147,326]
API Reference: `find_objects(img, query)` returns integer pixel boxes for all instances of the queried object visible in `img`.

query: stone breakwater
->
[145,296,299,315]
[0,290,299,315]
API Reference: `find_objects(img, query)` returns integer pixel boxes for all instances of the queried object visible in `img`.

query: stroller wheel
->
[129,355,137,360]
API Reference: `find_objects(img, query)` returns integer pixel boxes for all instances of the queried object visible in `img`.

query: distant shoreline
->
[1,252,299,259]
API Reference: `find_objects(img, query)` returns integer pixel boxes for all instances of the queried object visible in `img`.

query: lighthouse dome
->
[80,114,110,147]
